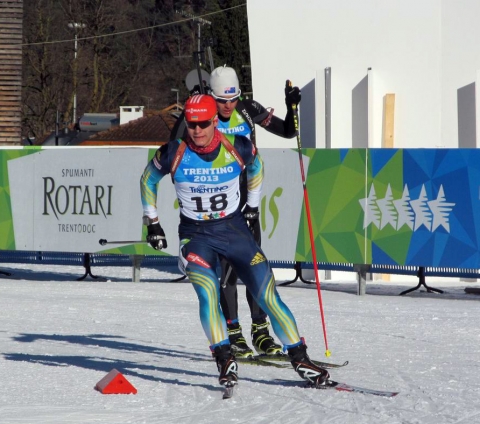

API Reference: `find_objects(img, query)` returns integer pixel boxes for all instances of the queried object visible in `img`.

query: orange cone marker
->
[95,369,137,394]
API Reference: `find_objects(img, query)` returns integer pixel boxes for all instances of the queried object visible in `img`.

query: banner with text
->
[2,147,480,268]
[0,147,306,262]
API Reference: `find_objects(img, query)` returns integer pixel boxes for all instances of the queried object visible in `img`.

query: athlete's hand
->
[147,223,167,250]
[189,84,212,96]
[243,205,259,228]
[285,80,301,108]
[189,84,202,96]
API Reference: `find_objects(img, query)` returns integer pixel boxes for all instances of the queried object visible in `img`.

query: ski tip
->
[222,382,236,399]
[222,391,233,399]
[330,380,399,397]
[325,350,331,357]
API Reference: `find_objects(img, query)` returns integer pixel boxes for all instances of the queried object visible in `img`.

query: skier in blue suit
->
[169,65,302,359]
[140,94,329,390]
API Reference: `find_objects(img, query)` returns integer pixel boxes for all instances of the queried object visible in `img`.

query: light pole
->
[68,22,85,125]
[141,96,152,109]
[171,88,179,110]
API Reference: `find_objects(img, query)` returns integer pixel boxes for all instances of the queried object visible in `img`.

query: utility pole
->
[171,88,179,110]
[175,9,214,92]
[55,110,59,146]
[68,22,86,125]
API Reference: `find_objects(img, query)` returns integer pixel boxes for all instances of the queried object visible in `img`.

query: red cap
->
[184,95,217,122]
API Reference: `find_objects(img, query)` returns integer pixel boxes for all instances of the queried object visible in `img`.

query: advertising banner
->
[2,147,480,268]
[0,147,306,262]
[6,147,150,253]
[298,148,480,269]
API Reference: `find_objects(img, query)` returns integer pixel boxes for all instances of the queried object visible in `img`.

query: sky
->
[1,262,480,423]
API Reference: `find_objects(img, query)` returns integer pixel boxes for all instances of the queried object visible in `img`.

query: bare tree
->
[22,0,70,140]
[21,0,251,140]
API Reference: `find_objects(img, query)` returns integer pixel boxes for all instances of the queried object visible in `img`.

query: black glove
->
[285,80,301,108]
[189,84,202,96]
[189,84,212,96]
[146,223,167,250]
[243,205,259,228]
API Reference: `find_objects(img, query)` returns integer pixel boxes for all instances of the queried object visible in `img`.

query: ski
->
[312,359,349,369]
[189,355,288,368]
[248,354,349,369]
[249,353,288,361]
[222,382,236,399]
[191,354,348,370]
[236,356,289,368]
[276,379,398,397]
[326,380,399,397]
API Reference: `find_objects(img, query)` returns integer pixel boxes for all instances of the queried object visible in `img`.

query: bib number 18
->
[192,194,228,212]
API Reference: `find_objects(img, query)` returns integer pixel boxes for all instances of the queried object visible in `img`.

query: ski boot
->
[213,344,238,386]
[227,322,254,358]
[288,343,330,388]
[251,319,283,356]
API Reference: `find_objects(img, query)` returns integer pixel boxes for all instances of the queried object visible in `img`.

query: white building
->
[247,0,480,150]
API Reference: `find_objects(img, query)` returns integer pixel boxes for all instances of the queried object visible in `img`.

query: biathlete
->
[141,94,330,390]
[170,65,302,359]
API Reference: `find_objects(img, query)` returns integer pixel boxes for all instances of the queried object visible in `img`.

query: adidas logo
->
[250,252,266,265]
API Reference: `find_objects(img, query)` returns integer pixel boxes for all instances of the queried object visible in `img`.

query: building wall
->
[247,0,478,150]
[0,0,22,145]
[440,0,480,148]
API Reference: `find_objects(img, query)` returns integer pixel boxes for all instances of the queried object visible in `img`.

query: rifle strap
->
[170,134,244,182]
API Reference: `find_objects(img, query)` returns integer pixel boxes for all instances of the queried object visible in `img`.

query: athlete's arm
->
[246,153,264,208]
[140,142,175,219]
[243,98,297,139]
[234,136,264,208]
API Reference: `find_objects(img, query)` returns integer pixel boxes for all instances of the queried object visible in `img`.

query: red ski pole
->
[290,86,331,357]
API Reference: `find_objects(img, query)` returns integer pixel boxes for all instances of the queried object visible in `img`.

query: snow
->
[1,263,480,423]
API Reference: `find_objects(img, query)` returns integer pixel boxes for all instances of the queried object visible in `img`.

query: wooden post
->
[380,94,395,281]
[382,94,395,148]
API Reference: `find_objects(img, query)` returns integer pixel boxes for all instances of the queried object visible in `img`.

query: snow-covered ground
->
[1,262,480,423]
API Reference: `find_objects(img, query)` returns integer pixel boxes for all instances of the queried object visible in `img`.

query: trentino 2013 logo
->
[359,184,455,232]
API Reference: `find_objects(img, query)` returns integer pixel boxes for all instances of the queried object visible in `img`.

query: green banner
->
[0,148,42,250]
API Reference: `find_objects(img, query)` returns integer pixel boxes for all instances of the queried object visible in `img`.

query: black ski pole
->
[98,238,163,246]
[194,51,205,94]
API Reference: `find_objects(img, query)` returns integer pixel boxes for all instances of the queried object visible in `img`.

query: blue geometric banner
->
[367,149,480,268]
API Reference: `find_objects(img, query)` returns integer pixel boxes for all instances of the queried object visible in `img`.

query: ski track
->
[1,264,480,423]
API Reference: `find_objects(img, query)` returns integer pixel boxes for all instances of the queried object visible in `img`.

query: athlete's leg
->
[219,258,239,321]
[245,219,267,320]
[178,223,240,387]
[224,217,301,348]
[236,170,266,320]
[179,235,228,348]
[223,216,330,386]
[219,256,254,358]
[243,219,282,354]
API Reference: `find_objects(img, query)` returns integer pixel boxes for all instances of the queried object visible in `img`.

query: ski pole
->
[98,238,163,246]
[290,83,331,357]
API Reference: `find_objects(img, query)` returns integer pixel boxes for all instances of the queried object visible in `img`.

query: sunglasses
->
[185,116,215,130]
[212,90,241,104]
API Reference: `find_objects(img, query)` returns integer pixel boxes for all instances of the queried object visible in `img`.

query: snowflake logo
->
[359,184,455,233]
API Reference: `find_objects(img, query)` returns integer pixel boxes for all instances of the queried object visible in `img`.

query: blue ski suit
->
[140,131,302,350]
